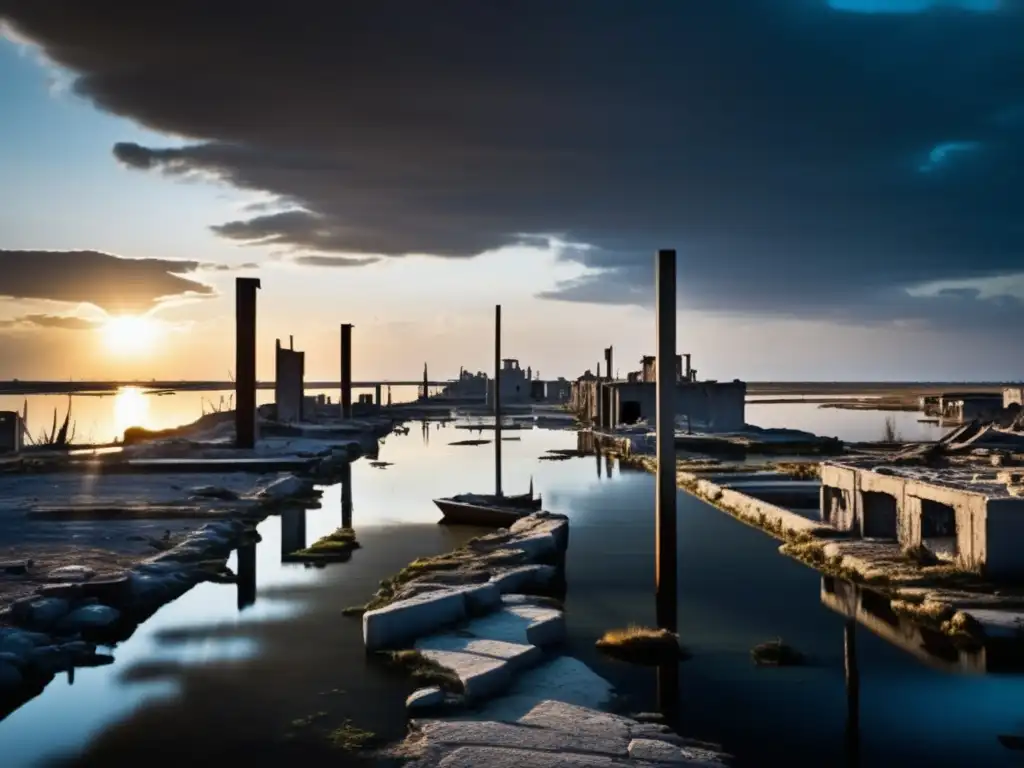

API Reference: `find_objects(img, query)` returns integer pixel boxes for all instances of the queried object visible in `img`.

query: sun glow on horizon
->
[101,315,159,355]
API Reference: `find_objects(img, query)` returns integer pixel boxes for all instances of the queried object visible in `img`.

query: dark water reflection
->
[548,459,1024,768]
[1,422,1023,766]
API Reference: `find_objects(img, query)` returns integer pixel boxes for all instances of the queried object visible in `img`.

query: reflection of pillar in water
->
[280,507,307,559]
[341,461,353,529]
[656,661,680,727]
[844,618,861,766]
[605,454,614,478]
[422,420,430,446]
[236,540,257,610]
[596,448,602,479]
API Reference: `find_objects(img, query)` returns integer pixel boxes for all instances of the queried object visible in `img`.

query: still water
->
[0,387,420,446]
[3,388,954,446]
[2,418,1016,766]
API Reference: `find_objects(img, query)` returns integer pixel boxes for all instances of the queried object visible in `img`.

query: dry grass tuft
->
[595,625,690,665]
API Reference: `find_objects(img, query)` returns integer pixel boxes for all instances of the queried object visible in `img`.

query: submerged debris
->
[595,625,690,665]
[751,639,805,667]
[327,720,378,750]
[287,527,360,562]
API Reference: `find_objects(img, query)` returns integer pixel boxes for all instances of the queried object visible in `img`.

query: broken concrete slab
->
[415,637,543,701]
[462,599,566,648]
[364,589,468,651]
[392,700,730,768]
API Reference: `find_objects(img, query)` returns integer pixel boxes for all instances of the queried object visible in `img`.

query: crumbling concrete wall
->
[275,342,305,422]
[985,498,1024,579]
[609,380,745,432]
[1005,387,1023,409]
[820,462,995,574]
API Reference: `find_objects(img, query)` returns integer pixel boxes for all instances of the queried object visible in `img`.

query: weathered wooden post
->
[494,304,503,497]
[655,249,677,631]
[235,277,261,449]
[340,324,353,419]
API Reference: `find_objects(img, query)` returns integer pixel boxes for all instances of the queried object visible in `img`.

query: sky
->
[0,0,1021,383]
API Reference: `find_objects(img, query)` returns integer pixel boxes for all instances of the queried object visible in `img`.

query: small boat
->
[434,479,541,526]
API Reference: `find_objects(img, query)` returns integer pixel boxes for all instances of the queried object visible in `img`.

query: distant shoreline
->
[0,380,1015,397]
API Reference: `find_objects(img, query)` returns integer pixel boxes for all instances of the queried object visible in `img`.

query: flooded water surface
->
[0,407,1015,766]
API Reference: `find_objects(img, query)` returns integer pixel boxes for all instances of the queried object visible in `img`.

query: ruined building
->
[570,354,746,432]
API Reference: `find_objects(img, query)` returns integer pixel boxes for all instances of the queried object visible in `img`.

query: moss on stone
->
[383,649,464,692]
[289,527,360,561]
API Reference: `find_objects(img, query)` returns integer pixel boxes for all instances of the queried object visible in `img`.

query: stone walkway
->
[391,700,729,767]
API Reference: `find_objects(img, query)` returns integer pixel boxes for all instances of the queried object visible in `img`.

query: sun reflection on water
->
[113,386,151,438]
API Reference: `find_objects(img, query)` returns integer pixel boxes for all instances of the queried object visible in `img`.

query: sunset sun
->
[102,315,158,355]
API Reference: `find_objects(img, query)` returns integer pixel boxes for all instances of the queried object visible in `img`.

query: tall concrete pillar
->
[340,323,353,419]
[234,277,261,449]
[274,338,305,423]
[655,249,677,632]
[494,304,503,497]
[375,383,383,409]
[604,346,613,382]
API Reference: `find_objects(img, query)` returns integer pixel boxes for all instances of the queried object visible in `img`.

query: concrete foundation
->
[820,459,1024,578]
[274,338,305,422]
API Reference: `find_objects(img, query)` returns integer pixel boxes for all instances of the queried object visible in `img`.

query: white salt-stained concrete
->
[362,514,729,765]
[362,514,567,650]
[393,700,729,767]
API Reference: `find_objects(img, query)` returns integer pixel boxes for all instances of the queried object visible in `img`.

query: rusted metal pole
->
[655,249,677,631]
[234,277,261,449]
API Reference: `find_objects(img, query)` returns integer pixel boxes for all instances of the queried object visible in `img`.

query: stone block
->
[488,565,556,594]
[363,590,466,650]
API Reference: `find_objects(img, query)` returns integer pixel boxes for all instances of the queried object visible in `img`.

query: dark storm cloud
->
[2,0,1023,329]
[0,250,217,312]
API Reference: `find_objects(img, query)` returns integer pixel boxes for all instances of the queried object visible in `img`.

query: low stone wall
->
[623,455,832,541]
